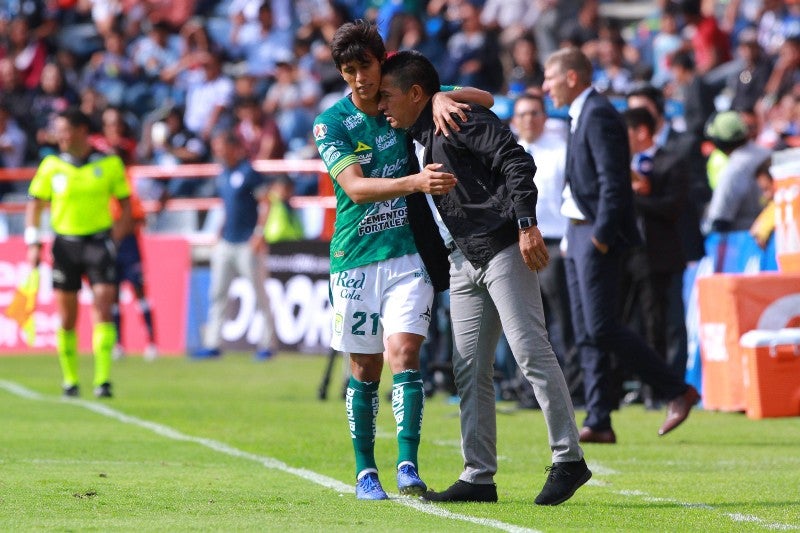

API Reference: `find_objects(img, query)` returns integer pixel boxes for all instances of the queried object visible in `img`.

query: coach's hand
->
[519,225,549,271]
[415,163,457,195]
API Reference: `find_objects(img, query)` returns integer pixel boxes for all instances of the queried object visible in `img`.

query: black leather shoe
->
[422,480,498,502]
[534,458,592,506]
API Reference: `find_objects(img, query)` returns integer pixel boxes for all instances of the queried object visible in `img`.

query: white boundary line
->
[0,380,537,533]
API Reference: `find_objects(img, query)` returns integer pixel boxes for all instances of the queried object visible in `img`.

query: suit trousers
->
[204,239,275,350]
[564,223,687,431]
[448,244,582,484]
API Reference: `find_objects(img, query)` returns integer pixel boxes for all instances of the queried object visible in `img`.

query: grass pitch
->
[1,353,798,532]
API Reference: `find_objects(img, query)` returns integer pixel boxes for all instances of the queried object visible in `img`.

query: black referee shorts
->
[51,231,117,291]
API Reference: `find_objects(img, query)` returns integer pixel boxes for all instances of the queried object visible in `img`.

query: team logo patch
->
[313,123,328,140]
[354,141,372,152]
[334,312,344,334]
[52,173,67,194]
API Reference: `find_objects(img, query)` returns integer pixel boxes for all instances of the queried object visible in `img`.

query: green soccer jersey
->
[28,151,130,236]
[314,96,417,273]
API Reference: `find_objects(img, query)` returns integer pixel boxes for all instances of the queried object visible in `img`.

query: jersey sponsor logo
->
[313,123,327,140]
[334,312,344,335]
[353,141,372,152]
[333,250,345,258]
[230,170,245,188]
[343,113,365,130]
[419,306,432,324]
[357,199,408,236]
[52,173,67,194]
[321,145,341,164]
[368,156,407,178]
[357,153,373,165]
[375,130,398,151]
[334,270,365,301]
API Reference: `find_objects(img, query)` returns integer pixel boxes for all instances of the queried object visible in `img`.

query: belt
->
[570,219,589,226]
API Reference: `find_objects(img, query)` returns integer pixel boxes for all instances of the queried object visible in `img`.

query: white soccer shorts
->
[330,253,434,354]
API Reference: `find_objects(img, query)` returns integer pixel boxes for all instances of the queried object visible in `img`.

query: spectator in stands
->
[78,86,108,134]
[234,95,285,162]
[727,28,773,112]
[506,35,544,96]
[31,63,79,160]
[384,12,450,75]
[704,111,772,234]
[263,55,321,150]
[650,4,683,88]
[183,52,235,142]
[668,51,716,140]
[80,28,140,111]
[231,1,293,81]
[138,105,208,202]
[89,106,138,164]
[750,158,777,248]
[0,101,28,171]
[479,0,542,66]
[442,0,504,93]
[0,58,33,130]
[759,36,800,117]
[677,0,732,75]
[593,29,634,96]
[192,131,277,360]
[0,17,48,90]
[129,19,182,110]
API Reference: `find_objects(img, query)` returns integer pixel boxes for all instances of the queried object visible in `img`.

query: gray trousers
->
[204,239,275,350]
[449,244,583,484]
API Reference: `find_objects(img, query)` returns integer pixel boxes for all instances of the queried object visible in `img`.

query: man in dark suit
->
[542,47,699,443]
[621,107,690,404]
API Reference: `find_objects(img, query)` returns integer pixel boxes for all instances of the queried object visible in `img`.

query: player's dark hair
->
[381,50,439,97]
[623,106,657,135]
[58,107,92,130]
[330,19,386,70]
[626,83,665,117]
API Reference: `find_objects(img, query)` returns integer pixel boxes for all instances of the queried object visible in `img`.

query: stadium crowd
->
[1,1,799,392]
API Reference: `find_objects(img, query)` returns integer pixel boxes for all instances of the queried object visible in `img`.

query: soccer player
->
[25,107,133,398]
[314,20,493,500]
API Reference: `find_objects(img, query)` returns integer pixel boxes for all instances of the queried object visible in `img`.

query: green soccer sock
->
[56,328,79,387]
[392,370,424,468]
[346,377,379,478]
[92,322,116,387]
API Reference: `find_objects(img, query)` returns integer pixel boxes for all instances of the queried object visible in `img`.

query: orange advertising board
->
[697,273,800,411]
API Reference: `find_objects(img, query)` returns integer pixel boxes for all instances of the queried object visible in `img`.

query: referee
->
[25,108,133,398]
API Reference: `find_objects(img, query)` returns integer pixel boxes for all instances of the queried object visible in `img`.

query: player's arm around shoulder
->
[335,162,457,204]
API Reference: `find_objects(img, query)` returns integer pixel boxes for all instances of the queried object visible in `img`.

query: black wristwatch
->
[517,217,536,230]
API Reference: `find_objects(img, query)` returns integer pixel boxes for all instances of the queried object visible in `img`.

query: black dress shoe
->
[579,426,617,444]
[534,458,592,506]
[422,480,498,502]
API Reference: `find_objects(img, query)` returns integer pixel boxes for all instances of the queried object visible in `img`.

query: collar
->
[640,143,658,159]
[407,99,435,142]
[568,86,594,131]
[655,122,671,148]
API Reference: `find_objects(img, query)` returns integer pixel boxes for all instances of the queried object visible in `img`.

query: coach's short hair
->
[545,47,593,86]
[381,50,440,97]
[58,107,92,130]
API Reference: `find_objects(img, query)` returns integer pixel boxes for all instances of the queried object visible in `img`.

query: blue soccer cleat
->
[356,472,389,500]
[397,463,427,496]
